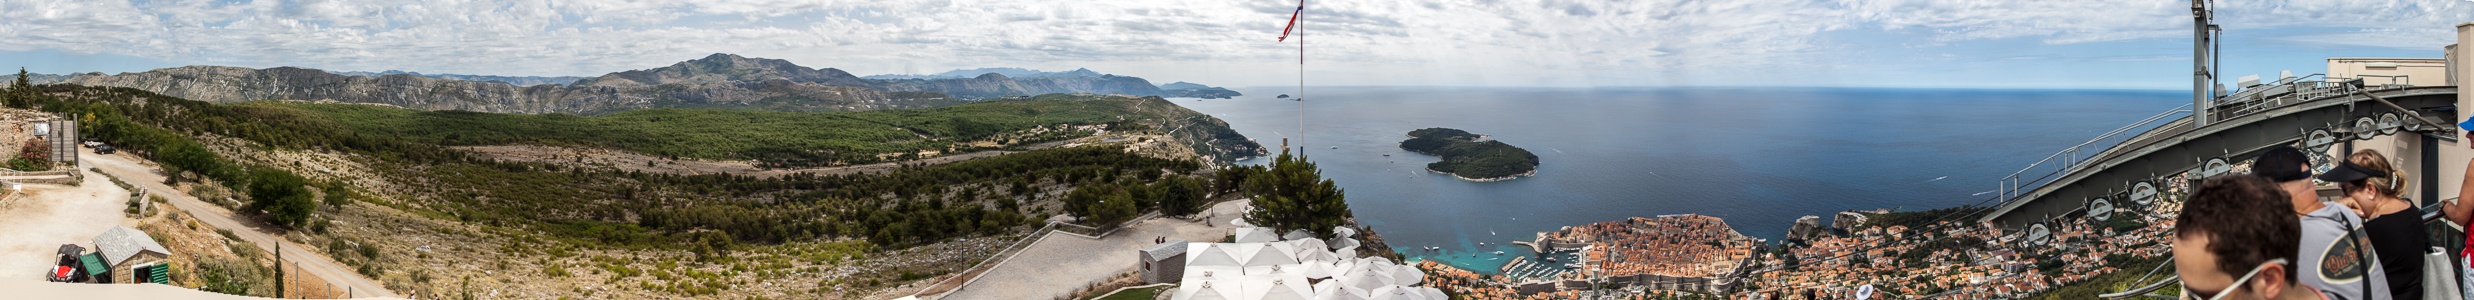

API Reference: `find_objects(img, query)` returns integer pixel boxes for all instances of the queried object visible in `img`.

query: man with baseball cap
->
[2257,145,2389,300]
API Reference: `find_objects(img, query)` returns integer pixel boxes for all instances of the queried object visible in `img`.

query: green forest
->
[286,93,1188,168]
[1399,127,1538,180]
[6,83,1238,252]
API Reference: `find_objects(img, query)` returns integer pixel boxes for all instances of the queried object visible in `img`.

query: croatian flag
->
[1277,4,1302,41]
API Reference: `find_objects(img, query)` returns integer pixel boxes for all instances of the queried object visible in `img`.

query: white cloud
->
[0,0,2464,87]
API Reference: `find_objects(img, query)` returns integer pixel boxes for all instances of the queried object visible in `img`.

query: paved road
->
[82,148,397,298]
[936,199,1250,300]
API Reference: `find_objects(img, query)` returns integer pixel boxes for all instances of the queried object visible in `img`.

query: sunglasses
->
[2180,258,2289,300]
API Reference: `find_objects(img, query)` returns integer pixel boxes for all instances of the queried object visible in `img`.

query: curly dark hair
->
[2175,174,2302,281]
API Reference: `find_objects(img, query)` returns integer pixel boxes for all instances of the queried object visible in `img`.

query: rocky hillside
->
[869,68,1241,99]
[42,53,1237,114]
[573,53,880,88]
[329,70,587,86]
[1158,81,1241,99]
[56,63,934,115]
[874,73,1172,99]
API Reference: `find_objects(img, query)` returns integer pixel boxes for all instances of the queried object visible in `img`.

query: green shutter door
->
[144,264,169,284]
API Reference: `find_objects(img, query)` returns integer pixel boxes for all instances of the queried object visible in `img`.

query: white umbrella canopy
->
[1242,272,1315,300]
[1268,241,1301,257]
[1366,286,1427,300]
[1311,287,1370,300]
[1416,287,1447,300]
[1333,226,1358,238]
[1327,237,1362,250]
[1332,245,1359,259]
[1229,243,1267,267]
[1390,264,1426,286]
[1244,243,1300,267]
[1236,228,1282,243]
[1298,260,1336,279]
[1291,239,1330,255]
[1175,278,1244,300]
[1294,246,1338,263]
[1344,265,1396,291]
[1283,229,1317,241]
[1187,243,1244,267]
[1231,218,1257,228]
[1327,258,1357,279]
[1244,264,1291,276]
[1365,257,1397,269]
[1184,266,1246,283]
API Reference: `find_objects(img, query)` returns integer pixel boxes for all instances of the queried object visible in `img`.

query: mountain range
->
[10,53,1241,114]
[327,70,589,87]
[861,67,1106,80]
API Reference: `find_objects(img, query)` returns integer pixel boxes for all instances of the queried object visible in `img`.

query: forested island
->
[1399,127,1539,181]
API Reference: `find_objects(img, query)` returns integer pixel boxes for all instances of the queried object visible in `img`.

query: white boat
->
[1493,251,1505,255]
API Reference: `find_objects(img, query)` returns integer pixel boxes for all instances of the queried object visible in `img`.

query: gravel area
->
[0,167,133,281]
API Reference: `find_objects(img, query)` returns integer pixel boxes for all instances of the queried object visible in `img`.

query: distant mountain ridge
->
[3,73,74,85]
[329,70,588,87]
[31,53,1242,114]
[862,67,1104,80]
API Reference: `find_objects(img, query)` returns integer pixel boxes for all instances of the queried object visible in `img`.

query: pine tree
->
[6,67,25,108]
[1241,149,1352,238]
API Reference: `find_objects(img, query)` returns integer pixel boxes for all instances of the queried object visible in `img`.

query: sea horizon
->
[1175,85,2184,274]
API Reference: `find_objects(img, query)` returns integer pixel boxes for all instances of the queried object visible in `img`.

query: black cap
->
[2315,161,2388,183]
[2253,146,2312,182]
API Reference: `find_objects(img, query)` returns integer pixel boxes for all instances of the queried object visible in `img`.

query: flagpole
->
[1297,0,1306,156]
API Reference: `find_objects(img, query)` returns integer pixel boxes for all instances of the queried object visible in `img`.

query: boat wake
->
[1925,176,1948,183]
[1972,190,1996,196]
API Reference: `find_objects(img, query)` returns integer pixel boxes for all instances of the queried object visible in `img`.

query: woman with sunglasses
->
[2177,175,2347,300]
[2322,150,2422,300]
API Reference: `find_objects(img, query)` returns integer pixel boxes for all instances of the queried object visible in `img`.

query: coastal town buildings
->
[1414,190,2181,299]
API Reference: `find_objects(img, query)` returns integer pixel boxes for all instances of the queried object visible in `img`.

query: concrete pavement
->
[935,199,1249,300]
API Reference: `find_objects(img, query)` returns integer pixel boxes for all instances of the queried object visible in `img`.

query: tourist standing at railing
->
[2261,146,2392,300]
[2445,120,2474,298]
[2325,150,2424,300]
[2174,174,2343,300]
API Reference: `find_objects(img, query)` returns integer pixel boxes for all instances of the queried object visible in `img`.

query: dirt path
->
[81,148,398,298]
[0,167,132,281]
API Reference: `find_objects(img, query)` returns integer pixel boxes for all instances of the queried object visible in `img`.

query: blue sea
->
[1170,86,2184,274]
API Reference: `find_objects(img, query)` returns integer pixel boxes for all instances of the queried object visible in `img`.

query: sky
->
[0,0,2469,89]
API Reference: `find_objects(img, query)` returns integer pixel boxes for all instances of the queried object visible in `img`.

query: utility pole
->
[1297,0,1307,156]
[2192,0,2215,126]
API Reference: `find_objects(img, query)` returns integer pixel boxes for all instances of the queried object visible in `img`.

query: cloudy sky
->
[1,0,2468,89]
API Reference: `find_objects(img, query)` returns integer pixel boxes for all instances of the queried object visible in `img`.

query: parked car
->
[94,145,114,154]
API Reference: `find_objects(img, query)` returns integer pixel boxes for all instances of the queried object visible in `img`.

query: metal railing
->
[1996,78,2429,208]
[1997,103,2193,202]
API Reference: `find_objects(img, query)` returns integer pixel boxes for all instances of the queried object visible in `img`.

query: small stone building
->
[1139,239,1187,284]
[92,226,169,284]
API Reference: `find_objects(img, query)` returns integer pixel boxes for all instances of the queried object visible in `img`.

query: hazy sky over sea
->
[2,0,2468,89]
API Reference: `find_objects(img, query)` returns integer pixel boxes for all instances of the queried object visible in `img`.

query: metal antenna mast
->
[2193,0,2217,126]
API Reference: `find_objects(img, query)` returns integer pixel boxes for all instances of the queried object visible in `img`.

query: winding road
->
[80,147,397,298]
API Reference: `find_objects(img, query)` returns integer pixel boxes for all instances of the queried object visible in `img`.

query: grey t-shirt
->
[2298,204,2390,300]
